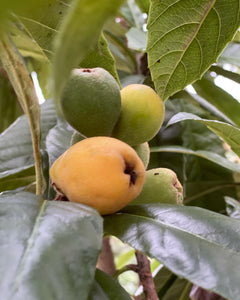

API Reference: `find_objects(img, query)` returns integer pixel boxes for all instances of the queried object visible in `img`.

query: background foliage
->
[0,0,240,299]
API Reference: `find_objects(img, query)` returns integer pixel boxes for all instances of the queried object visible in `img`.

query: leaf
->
[12,0,71,58]
[210,65,240,84]
[154,267,192,300]
[116,249,135,269]
[120,1,145,29]
[0,99,57,177]
[0,0,52,29]
[0,190,103,300]
[80,33,120,86]
[185,91,235,124]
[150,97,237,211]
[104,30,137,73]
[218,42,240,66]
[104,204,240,300]
[46,119,74,168]
[151,145,240,173]
[167,112,240,157]
[52,0,124,101]
[147,0,240,100]
[9,22,51,97]
[9,1,71,96]
[126,27,147,51]
[88,269,132,300]
[0,166,35,192]
[135,0,150,13]
[0,68,22,133]
[193,77,240,127]
[225,196,240,219]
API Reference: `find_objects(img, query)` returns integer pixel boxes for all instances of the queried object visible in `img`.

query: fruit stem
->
[0,32,45,198]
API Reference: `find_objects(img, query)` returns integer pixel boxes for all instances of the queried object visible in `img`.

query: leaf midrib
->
[148,0,216,99]
[117,210,240,257]
[12,200,48,293]
[162,0,216,99]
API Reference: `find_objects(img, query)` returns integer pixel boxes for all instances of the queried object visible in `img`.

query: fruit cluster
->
[50,67,183,215]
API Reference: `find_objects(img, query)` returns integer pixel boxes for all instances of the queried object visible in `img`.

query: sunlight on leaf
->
[151,145,240,173]
[167,112,240,157]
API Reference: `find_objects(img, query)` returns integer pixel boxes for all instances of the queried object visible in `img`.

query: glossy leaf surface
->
[167,112,240,157]
[104,204,240,299]
[151,145,240,173]
[193,77,240,127]
[0,191,102,300]
[0,100,57,177]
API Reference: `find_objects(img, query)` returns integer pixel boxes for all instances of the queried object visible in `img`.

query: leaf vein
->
[12,200,48,293]
[162,0,216,99]
[148,22,200,52]
[212,7,221,57]
[121,211,240,256]
[148,50,183,68]
[148,0,181,27]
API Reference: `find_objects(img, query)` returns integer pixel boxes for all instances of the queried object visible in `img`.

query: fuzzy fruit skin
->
[132,142,150,169]
[112,84,165,146]
[130,168,183,205]
[60,68,121,137]
[50,137,145,215]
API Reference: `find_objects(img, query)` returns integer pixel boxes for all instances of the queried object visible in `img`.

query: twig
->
[0,32,45,197]
[135,250,159,300]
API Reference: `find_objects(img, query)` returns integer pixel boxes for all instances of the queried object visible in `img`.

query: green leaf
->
[135,0,150,13]
[80,33,120,86]
[0,68,22,133]
[46,119,74,168]
[0,190,102,300]
[193,77,240,127]
[104,204,240,300]
[52,0,124,101]
[0,0,53,29]
[120,1,145,29]
[116,249,135,269]
[154,267,192,300]
[147,0,240,100]
[161,279,192,300]
[12,0,71,58]
[218,42,240,66]
[151,145,240,173]
[9,1,70,97]
[0,166,35,192]
[126,27,147,51]
[167,112,240,157]
[174,97,237,210]
[233,30,240,42]
[104,30,137,73]
[9,22,51,97]
[89,269,132,300]
[225,196,240,219]
[150,97,237,211]
[210,65,240,84]
[0,100,57,178]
